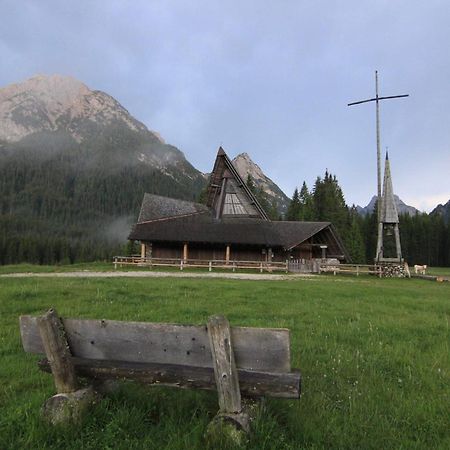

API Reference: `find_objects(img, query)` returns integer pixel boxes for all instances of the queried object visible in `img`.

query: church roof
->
[129,211,334,249]
[206,147,269,220]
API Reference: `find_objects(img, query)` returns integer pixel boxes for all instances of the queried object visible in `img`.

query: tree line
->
[1,144,448,267]
[284,171,450,266]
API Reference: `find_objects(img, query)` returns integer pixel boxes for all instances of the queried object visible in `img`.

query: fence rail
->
[319,263,382,277]
[113,256,288,273]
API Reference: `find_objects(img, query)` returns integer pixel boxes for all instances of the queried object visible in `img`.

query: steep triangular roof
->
[380,152,399,223]
[205,147,269,220]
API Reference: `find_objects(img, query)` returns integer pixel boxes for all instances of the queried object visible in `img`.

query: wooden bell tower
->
[375,152,402,262]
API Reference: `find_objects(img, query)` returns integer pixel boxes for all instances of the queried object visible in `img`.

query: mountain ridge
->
[430,199,450,224]
[356,195,419,217]
[0,74,205,186]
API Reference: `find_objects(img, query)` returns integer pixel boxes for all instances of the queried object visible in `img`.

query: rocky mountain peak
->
[232,152,289,212]
[0,74,156,143]
[233,152,267,182]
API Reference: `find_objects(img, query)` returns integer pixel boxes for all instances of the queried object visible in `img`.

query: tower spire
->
[375,153,402,262]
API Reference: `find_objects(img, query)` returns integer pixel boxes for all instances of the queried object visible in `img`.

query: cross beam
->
[348,94,409,107]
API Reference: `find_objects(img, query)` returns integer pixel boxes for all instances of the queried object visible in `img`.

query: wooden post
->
[141,243,146,260]
[225,245,230,265]
[206,315,249,440]
[180,260,183,271]
[37,309,96,425]
[183,243,188,262]
[209,261,212,272]
[114,257,117,270]
[260,262,263,273]
[37,308,78,394]
[267,247,273,273]
[207,315,241,414]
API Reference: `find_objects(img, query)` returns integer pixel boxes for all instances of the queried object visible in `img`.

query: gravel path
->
[0,270,316,281]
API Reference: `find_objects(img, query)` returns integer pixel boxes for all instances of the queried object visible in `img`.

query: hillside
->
[0,75,206,264]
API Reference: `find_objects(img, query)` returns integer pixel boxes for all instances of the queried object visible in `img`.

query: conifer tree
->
[245,174,256,194]
[286,188,301,220]
[312,171,348,234]
[298,182,314,220]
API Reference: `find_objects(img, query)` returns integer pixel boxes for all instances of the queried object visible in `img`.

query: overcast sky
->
[1,0,449,211]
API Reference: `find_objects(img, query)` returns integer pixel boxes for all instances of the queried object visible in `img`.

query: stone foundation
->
[377,262,408,278]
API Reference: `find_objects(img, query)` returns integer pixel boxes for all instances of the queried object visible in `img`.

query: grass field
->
[0,273,449,449]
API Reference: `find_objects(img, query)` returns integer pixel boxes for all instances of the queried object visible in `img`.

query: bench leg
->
[206,315,249,445]
[41,386,97,425]
[37,308,96,424]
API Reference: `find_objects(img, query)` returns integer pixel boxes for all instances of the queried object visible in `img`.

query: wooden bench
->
[19,308,301,438]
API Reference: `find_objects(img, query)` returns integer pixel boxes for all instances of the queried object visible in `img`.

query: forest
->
[0,142,204,265]
[285,172,449,266]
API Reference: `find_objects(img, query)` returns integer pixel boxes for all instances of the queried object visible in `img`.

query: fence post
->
[357,265,359,276]
[114,257,117,270]
[180,260,183,271]
[209,261,212,272]
[260,262,263,273]
[232,261,236,272]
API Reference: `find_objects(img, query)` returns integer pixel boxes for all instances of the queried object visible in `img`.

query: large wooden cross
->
[348,71,408,261]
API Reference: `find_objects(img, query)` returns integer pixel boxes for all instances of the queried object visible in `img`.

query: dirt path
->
[0,270,316,281]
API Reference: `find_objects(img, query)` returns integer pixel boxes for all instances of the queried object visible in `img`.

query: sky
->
[1,0,449,211]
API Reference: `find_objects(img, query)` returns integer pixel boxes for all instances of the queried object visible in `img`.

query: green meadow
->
[0,274,449,449]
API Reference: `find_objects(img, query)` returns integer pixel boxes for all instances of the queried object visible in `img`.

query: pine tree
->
[298,182,314,220]
[286,188,301,220]
[245,174,256,194]
[312,171,348,234]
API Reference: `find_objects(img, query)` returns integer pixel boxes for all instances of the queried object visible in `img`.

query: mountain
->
[0,74,204,180]
[232,152,290,213]
[0,74,206,264]
[356,195,419,217]
[431,200,450,224]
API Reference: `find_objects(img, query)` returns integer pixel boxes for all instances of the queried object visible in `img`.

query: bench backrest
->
[20,316,291,373]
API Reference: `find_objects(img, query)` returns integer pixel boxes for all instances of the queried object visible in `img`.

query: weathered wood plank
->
[20,316,291,372]
[36,309,78,393]
[38,358,301,399]
[207,315,241,413]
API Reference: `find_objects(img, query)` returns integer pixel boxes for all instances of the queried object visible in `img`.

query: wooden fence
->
[319,263,382,277]
[113,256,288,273]
[288,259,321,273]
